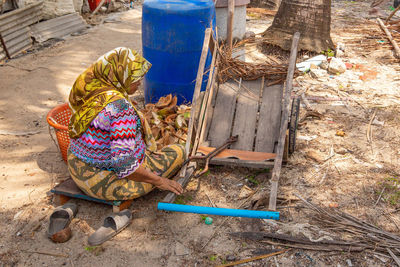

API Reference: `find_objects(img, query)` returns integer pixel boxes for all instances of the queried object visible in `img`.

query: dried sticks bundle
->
[233,194,400,264]
[217,40,297,84]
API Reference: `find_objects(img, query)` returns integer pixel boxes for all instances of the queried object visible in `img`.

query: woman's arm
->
[126,165,183,195]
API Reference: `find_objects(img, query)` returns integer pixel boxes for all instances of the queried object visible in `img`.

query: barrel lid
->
[143,0,215,11]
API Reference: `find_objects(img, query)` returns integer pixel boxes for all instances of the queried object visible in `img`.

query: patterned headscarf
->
[68,47,156,151]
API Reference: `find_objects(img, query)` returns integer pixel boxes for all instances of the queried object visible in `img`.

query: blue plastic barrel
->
[142,0,215,104]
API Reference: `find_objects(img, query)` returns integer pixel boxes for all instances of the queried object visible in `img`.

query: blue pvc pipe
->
[157,202,279,220]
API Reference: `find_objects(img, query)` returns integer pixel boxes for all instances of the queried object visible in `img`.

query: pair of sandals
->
[47,203,132,245]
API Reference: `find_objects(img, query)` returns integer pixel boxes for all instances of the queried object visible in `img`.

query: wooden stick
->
[386,4,400,24]
[227,0,235,56]
[162,28,212,203]
[377,18,400,58]
[21,250,69,258]
[268,32,300,211]
[387,248,400,266]
[91,0,106,16]
[216,249,290,267]
[0,33,10,59]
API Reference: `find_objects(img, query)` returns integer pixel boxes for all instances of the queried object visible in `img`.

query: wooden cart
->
[164,29,301,211]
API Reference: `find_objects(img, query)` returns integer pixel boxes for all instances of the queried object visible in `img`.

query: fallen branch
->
[377,18,400,58]
[20,250,69,258]
[387,248,400,267]
[216,249,290,267]
[385,4,400,24]
[366,109,377,144]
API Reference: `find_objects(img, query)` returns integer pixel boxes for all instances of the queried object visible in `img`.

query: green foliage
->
[247,175,259,185]
[173,194,193,205]
[209,255,217,261]
[379,177,400,205]
[322,49,335,57]
[84,246,104,256]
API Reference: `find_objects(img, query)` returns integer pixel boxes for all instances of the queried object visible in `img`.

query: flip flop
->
[88,209,132,246]
[47,202,78,242]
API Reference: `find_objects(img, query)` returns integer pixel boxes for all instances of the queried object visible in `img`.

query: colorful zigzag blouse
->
[69,99,146,179]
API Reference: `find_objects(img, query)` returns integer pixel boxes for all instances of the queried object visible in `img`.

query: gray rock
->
[226,255,237,261]
[244,31,256,39]
[336,49,345,58]
[174,242,189,256]
[328,57,346,74]
[319,60,329,70]
[310,68,328,80]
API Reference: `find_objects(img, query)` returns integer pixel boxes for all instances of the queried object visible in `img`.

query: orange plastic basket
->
[47,103,72,163]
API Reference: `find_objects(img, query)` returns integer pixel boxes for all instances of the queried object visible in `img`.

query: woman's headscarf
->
[68,47,156,151]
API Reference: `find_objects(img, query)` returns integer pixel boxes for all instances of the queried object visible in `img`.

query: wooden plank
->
[199,65,218,146]
[197,146,276,161]
[208,80,237,147]
[192,39,217,154]
[268,32,300,211]
[209,158,275,169]
[255,83,283,153]
[231,79,262,151]
[163,28,213,203]
[203,78,219,145]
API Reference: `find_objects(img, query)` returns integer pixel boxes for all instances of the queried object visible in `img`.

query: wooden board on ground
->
[208,80,237,147]
[231,80,262,151]
[51,178,132,213]
[255,83,283,153]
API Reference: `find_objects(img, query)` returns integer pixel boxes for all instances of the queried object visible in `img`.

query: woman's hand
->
[127,165,183,195]
[154,177,183,195]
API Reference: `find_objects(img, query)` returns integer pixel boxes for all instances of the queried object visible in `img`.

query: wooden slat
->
[231,79,262,151]
[209,158,275,169]
[197,146,276,161]
[163,28,213,203]
[192,38,217,154]
[255,83,283,153]
[183,27,212,161]
[268,32,300,211]
[203,79,219,145]
[208,80,237,147]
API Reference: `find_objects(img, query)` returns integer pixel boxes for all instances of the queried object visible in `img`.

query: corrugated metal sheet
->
[0,1,43,61]
[30,12,87,43]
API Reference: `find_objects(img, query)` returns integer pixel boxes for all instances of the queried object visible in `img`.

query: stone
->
[226,255,237,261]
[335,49,345,58]
[310,68,327,80]
[244,31,255,39]
[174,242,189,256]
[319,60,329,70]
[328,57,346,74]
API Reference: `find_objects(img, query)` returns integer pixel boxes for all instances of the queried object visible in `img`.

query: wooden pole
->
[91,0,106,16]
[227,0,235,56]
[268,32,300,211]
[385,4,400,24]
[377,18,400,58]
[0,33,10,59]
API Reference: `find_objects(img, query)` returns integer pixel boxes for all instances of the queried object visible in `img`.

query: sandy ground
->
[1,1,400,266]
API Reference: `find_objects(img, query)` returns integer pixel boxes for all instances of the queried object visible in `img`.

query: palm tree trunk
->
[263,0,334,52]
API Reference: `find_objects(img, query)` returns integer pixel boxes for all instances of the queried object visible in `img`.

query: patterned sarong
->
[67,144,185,200]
